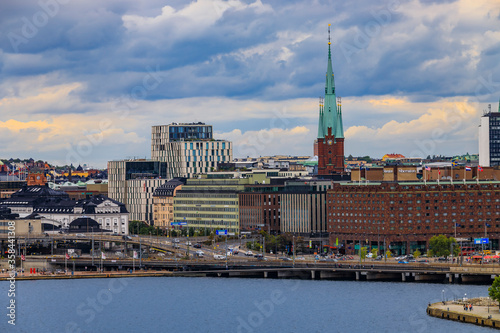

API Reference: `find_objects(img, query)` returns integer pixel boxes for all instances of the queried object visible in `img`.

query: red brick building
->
[327,181,500,255]
[239,185,283,233]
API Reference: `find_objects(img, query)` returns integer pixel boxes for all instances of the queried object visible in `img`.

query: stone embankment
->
[427,297,500,329]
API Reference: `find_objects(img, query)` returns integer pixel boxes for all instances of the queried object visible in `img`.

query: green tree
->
[385,250,392,258]
[489,276,500,310]
[428,235,457,258]
[360,247,368,261]
[347,154,354,161]
[413,249,421,258]
[371,248,378,258]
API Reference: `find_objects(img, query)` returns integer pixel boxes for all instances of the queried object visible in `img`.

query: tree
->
[347,154,353,161]
[489,276,500,310]
[413,249,421,258]
[371,248,378,258]
[360,247,368,261]
[385,250,392,258]
[428,235,457,258]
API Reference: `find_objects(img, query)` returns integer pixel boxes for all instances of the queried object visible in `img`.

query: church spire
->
[323,24,337,136]
[317,97,324,139]
[336,96,344,139]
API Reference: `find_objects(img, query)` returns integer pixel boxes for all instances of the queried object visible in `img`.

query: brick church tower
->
[316,24,345,175]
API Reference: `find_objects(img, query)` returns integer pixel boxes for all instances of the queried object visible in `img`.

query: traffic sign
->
[474,238,489,244]
[216,230,227,235]
[171,222,187,226]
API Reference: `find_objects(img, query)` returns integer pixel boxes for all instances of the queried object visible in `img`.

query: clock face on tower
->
[36,175,40,180]
[327,139,333,145]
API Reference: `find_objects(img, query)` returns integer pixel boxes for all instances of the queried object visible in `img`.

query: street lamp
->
[442,290,445,304]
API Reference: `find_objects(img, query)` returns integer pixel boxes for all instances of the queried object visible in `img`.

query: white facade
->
[479,115,490,167]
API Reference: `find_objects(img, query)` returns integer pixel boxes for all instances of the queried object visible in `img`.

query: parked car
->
[195,250,204,257]
[122,235,132,241]
[193,243,202,248]
[214,254,226,260]
[75,233,85,237]
[245,251,254,256]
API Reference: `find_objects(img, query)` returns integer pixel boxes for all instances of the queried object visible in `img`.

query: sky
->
[1,0,500,168]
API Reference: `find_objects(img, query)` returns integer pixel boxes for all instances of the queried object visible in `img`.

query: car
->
[245,251,254,256]
[213,254,226,260]
[233,249,239,255]
[122,235,132,241]
[75,233,85,237]
[173,244,180,249]
[112,232,119,236]
[296,257,306,261]
[193,243,202,248]
[185,241,192,246]
[408,259,416,263]
[195,250,204,257]
[174,238,180,243]
[417,259,429,263]
[280,257,292,261]
[398,260,409,264]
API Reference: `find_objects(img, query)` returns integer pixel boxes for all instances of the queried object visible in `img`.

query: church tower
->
[316,24,345,175]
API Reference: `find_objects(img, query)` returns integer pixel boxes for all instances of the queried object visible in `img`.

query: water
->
[0,277,495,332]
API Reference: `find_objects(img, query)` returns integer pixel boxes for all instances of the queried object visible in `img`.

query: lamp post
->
[442,289,445,303]
[292,235,295,268]
[91,227,94,267]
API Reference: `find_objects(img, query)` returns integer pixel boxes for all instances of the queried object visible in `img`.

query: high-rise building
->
[151,122,232,178]
[108,160,169,224]
[479,99,500,167]
[315,25,345,175]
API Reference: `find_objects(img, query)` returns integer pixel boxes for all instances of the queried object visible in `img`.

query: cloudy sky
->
[1,0,499,168]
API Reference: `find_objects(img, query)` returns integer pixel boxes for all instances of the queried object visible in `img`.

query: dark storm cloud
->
[1,0,499,108]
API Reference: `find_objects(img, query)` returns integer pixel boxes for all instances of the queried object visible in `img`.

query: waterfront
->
[0,277,496,332]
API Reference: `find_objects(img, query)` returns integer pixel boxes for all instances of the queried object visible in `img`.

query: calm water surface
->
[0,277,495,332]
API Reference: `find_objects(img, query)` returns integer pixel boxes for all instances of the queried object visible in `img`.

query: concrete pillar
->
[311,270,315,280]
[264,271,268,278]
[356,271,360,280]
[402,273,406,282]
[448,273,453,283]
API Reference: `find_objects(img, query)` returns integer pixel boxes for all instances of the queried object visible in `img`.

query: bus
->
[460,246,474,256]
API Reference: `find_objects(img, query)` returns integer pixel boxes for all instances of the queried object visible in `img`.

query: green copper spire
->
[322,24,337,137]
[317,97,325,139]
[336,97,344,139]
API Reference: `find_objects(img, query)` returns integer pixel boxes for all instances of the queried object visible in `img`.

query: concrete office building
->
[108,160,169,225]
[151,122,233,178]
[479,99,500,167]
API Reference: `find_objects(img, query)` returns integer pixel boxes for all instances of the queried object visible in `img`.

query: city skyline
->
[1,0,500,168]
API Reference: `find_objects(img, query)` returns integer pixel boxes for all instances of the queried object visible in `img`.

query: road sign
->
[216,230,227,235]
[474,238,489,244]
[171,222,188,226]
